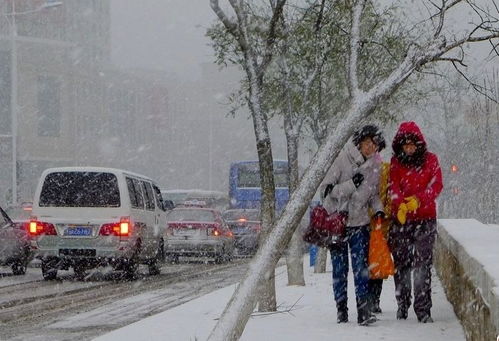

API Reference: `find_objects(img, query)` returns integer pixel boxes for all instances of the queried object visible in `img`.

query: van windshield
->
[39,172,120,207]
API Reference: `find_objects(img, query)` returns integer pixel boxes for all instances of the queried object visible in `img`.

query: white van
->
[29,167,167,280]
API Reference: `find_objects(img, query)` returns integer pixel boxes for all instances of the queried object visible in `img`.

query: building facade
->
[0,0,169,209]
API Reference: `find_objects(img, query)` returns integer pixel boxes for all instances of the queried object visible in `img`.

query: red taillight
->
[28,220,56,236]
[212,229,221,237]
[100,217,131,236]
[119,221,129,235]
[225,230,234,238]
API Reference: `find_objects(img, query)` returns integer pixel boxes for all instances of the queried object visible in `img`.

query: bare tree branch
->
[450,60,499,103]
[435,57,467,66]
[258,0,287,77]
[489,39,499,56]
[210,0,238,37]
[315,0,326,33]
[445,32,499,53]
[348,0,367,99]
[434,0,462,38]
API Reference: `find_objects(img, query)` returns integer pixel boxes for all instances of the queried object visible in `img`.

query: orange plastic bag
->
[368,227,395,279]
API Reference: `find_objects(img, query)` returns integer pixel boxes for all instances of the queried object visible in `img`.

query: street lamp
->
[5,0,62,205]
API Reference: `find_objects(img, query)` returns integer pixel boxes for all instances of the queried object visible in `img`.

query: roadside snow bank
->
[436,219,499,340]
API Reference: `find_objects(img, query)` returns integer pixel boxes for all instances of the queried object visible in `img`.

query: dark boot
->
[372,301,382,314]
[397,306,408,320]
[357,300,376,326]
[418,314,433,323]
[336,301,348,323]
[368,279,383,314]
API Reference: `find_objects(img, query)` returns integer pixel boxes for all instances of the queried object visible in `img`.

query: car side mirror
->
[164,200,174,210]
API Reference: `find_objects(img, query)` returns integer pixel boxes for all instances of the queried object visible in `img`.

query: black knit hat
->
[352,125,386,151]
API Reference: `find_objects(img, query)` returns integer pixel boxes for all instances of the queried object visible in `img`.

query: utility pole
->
[10,0,18,205]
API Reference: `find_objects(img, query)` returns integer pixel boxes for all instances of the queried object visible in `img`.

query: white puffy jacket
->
[320,140,383,227]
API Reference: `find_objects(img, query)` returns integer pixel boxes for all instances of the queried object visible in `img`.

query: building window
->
[37,75,61,137]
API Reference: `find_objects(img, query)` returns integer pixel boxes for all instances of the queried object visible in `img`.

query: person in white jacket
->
[321,125,385,326]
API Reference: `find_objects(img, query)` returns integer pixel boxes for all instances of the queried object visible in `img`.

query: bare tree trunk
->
[314,247,328,273]
[248,84,277,313]
[285,132,305,285]
[210,0,287,313]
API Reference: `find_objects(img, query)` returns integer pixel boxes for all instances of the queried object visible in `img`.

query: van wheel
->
[123,258,138,279]
[215,248,226,264]
[158,239,165,263]
[148,244,163,276]
[225,249,233,262]
[74,264,86,280]
[42,258,59,280]
[12,247,30,275]
[11,260,27,275]
[166,255,179,264]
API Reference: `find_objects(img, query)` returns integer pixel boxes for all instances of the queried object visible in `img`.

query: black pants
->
[368,278,383,308]
[388,219,437,319]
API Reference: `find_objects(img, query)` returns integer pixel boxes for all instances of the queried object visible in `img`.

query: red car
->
[164,207,235,263]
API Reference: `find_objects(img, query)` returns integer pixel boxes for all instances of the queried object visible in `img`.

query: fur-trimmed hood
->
[392,121,427,167]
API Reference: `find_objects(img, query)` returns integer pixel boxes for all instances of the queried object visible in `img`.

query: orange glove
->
[397,203,408,225]
[404,196,419,212]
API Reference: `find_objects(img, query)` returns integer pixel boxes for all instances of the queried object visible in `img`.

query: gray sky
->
[110,1,496,79]
[110,0,216,79]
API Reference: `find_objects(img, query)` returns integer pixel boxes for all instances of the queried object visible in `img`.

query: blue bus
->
[228,160,289,212]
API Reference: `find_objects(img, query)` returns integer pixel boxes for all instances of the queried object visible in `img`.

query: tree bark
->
[284,132,305,286]
[314,247,328,273]
[248,84,277,313]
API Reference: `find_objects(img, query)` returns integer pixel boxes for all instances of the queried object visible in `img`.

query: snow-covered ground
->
[95,255,465,341]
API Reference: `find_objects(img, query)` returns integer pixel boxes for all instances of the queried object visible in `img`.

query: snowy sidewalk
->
[95,256,465,341]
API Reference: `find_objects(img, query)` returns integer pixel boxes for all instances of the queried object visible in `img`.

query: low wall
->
[435,219,499,341]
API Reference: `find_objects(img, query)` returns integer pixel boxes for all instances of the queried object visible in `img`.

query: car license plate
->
[64,227,92,236]
[175,229,196,236]
[232,227,249,234]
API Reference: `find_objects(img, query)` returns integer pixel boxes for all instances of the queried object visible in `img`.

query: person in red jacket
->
[388,121,443,323]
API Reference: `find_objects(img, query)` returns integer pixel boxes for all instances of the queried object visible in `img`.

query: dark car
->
[222,209,261,255]
[0,206,31,275]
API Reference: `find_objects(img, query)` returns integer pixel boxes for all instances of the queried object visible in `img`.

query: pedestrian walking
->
[388,121,443,323]
[321,124,386,326]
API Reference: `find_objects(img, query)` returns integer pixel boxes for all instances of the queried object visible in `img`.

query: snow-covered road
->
[0,259,250,340]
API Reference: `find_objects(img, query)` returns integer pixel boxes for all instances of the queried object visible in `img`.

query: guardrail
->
[435,219,499,341]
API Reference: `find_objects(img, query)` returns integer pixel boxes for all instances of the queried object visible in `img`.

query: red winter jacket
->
[389,122,443,221]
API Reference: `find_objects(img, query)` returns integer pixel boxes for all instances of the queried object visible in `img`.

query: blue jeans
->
[330,225,370,306]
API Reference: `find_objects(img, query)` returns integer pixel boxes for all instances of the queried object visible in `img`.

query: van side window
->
[141,181,155,211]
[126,177,144,209]
[132,179,145,209]
[152,185,166,211]
[126,177,138,208]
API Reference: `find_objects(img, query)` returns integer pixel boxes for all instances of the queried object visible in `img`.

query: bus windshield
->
[237,163,288,188]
